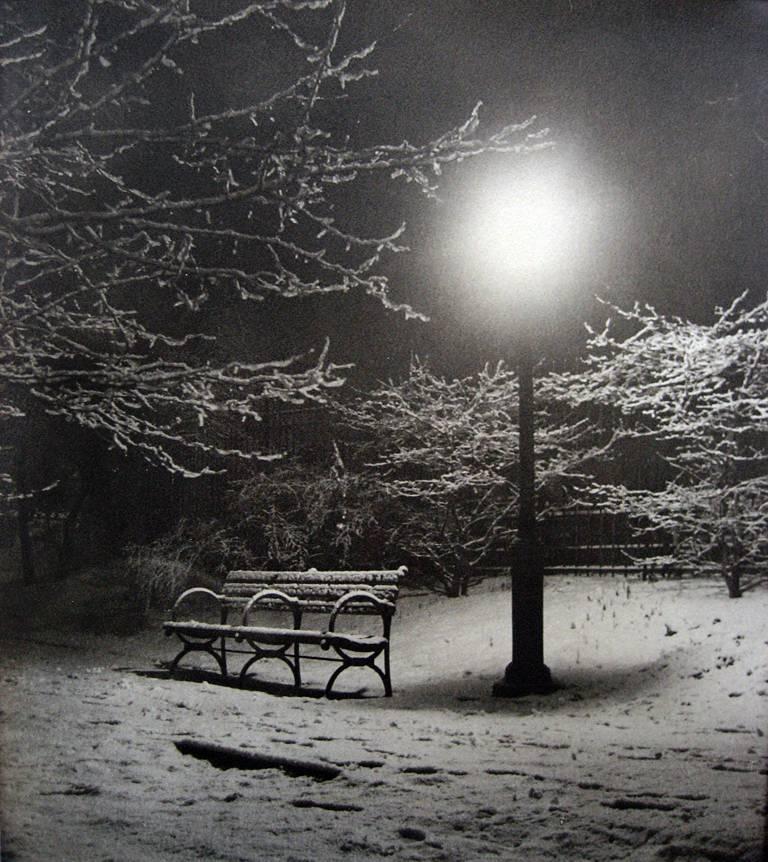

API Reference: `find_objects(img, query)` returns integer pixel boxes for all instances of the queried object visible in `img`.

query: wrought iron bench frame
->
[162,568,406,698]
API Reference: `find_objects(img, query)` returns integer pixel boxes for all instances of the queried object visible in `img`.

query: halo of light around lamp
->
[460,168,587,309]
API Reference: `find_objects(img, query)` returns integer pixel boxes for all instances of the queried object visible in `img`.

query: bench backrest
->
[223,568,406,615]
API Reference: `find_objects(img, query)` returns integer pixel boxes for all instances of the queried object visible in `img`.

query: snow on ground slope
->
[1,576,766,861]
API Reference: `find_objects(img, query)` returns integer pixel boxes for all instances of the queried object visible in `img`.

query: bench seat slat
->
[224,580,399,592]
[225,600,393,615]
[227,570,401,586]
[163,621,388,651]
[223,584,398,600]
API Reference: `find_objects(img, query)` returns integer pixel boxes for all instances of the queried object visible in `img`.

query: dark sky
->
[217,1,768,382]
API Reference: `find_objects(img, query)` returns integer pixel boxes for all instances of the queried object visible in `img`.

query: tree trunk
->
[459,559,472,596]
[14,446,34,583]
[444,555,473,598]
[724,567,742,599]
[56,473,89,580]
[445,572,462,598]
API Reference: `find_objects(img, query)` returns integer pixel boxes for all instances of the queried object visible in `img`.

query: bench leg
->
[221,636,228,677]
[294,640,302,688]
[169,640,227,678]
[325,647,391,698]
[238,643,301,690]
[383,644,392,697]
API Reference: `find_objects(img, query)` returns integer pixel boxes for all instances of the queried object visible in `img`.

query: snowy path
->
[1,577,765,861]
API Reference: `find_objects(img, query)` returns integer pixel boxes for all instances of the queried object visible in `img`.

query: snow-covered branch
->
[549,293,768,596]
[0,0,547,488]
[340,358,599,595]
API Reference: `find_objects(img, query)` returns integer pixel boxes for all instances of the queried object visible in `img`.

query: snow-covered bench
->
[162,567,406,697]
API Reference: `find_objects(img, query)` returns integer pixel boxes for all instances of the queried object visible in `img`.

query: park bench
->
[162,567,406,697]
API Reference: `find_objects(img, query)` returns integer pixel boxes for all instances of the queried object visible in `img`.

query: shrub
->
[126,519,252,609]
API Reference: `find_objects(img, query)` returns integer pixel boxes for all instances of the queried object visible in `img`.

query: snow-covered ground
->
[1,575,766,861]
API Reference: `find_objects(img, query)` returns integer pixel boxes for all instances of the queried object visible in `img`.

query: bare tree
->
[130,360,604,596]
[0,0,546,483]
[231,450,389,570]
[128,447,394,601]
[0,0,547,577]
[550,294,768,597]
[342,359,600,596]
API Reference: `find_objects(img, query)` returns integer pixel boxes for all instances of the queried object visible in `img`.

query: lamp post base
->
[492,662,555,698]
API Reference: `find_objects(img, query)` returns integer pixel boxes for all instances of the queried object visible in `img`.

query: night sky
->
[213,1,768,383]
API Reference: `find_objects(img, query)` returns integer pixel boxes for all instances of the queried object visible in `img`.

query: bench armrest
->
[328,590,394,636]
[170,588,224,621]
[241,589,302,628]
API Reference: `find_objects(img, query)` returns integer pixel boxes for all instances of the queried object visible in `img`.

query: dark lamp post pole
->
[459,172,581,697]
[492,333,554,697]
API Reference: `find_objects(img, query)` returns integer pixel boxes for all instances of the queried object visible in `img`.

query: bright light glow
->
[475,185,571,274]
[460,167,587,302]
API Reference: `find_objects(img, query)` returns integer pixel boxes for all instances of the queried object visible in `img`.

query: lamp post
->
[459,168,581,697]
[492,329,553,696]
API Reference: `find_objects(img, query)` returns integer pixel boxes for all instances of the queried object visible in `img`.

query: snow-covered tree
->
[131,360,605,595]
[0,0,545,487]
[341,359,602,596]
[230,448,390,570]
[127,445,394,592]
[550,294,768,597]
[0,0,547,578]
